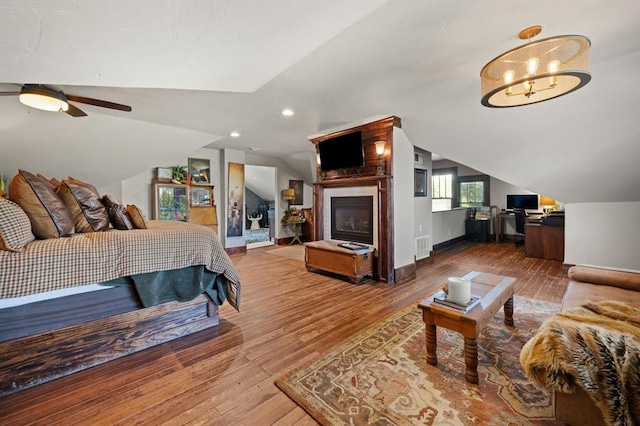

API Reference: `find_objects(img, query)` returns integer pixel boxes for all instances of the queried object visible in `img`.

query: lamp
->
[481,26,591,108]
[282,188,295,206]
[19,85,69,112]
[540,195,556,213]
[374,140,386,176]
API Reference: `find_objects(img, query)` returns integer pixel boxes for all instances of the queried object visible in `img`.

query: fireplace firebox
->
[330,196,374,244]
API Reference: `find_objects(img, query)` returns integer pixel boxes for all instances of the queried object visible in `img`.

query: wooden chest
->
[304,240,375,283]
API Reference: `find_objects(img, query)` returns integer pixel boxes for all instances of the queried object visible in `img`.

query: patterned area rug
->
[276,296,562,425]
[266,245,305,262]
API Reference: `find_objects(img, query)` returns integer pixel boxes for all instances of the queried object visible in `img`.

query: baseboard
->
[225,245,247,255]
[416,252,435,267]
[432,236,466,252]
[394,262,416,283]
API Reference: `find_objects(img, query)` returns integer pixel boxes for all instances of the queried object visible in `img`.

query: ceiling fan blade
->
[0,91,21,96]
[65,103,88,117]
[66,95,132,112]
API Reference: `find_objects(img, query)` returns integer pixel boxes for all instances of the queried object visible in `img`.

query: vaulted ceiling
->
[1,1,638,203]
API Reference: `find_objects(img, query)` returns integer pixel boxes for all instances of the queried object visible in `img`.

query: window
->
[458,175,490,207]
[432,167,457,211]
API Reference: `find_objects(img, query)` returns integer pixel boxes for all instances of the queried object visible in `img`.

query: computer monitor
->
[506,194,538,210]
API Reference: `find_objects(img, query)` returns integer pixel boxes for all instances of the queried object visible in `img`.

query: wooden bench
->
[304,240,375,283]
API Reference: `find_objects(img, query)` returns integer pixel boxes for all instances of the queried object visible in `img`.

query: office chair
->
[513,208,527,247]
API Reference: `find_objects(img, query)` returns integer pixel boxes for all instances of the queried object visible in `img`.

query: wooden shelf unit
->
[152,181,218,234]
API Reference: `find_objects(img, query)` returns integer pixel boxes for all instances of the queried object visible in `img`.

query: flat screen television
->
[507,194,538,210]
[318,131,364,172]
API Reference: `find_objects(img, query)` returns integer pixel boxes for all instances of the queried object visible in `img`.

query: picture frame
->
[227,162,245,237]
[414,168,427,197]
[156,167,173,182]
[188,158,211,184]
[289,179,303,205]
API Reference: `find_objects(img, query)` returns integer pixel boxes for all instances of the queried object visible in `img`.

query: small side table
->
[286,218,305,245]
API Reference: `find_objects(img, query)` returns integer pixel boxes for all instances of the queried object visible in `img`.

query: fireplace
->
[330,196,374,244]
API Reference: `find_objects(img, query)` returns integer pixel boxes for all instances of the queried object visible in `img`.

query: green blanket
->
[103,266,227,308]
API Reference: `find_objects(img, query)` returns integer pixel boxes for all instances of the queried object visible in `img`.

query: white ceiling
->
[1,0,639,203]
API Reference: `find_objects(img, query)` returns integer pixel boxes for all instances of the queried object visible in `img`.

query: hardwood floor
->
[0,241,569,425]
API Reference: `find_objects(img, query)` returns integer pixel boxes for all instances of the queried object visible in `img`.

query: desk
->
[496,213,513,243]
[525,224,564,261]
[496,212,542,243]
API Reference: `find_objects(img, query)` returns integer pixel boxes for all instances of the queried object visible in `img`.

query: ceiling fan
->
[0,84,132,117]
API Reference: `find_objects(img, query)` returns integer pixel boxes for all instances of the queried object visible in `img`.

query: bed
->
[0,219,241,397]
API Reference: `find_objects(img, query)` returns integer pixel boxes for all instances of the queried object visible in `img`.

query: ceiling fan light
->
[19,92,69,112]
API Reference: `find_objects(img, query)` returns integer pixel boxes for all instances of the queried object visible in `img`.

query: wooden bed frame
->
[0,287,220,397]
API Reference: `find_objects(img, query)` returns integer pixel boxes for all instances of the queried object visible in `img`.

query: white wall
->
[565,202,640,270]
[413,147,432,255]
[119,147,221,224]
[392,128,416,269]
[432,208,469,246]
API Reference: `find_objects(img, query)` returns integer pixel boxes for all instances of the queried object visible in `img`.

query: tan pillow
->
[0,197,36,251]
[8,170,75,239]
[126,204,147,229]
[56,177,109,233]
[102,195,134,230]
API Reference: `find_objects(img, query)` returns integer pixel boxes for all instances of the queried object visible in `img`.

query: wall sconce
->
[316,152,324,181]
[282,188,295,207]
[374,140,386,176]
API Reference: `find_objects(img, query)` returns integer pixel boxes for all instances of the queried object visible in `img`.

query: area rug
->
[275,296,562,425]
[266,245,305,262]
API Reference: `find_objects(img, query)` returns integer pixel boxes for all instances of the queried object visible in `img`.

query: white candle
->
[447,277,471,304]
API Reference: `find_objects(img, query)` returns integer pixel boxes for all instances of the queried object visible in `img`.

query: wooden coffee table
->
[417,271,516,384]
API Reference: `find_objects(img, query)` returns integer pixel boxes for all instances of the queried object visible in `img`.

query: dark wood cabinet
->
[525,224,564,261]
[465,219,489,242]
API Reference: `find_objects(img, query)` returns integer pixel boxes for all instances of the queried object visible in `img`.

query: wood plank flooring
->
[0,241,569,425]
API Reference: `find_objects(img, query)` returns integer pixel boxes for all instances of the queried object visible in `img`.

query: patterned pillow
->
[102,195,134,230]
[56,177,110,233]
[8,170,75,239]
[0,197,36,251]
[126,204,147,229]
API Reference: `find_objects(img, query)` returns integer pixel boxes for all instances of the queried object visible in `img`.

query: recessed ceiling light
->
[230,131,240,137]
[281,109,294,116]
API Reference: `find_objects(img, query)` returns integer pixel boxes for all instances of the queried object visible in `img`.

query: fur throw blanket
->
[520,301,640,426]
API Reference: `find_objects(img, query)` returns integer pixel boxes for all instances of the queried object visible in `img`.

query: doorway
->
[245,165,277,249]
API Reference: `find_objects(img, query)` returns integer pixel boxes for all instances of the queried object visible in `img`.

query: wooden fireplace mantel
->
[309,116,401,284]
[313,175,394,283]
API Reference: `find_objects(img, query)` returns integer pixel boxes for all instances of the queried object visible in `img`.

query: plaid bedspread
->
[0,220,241,310]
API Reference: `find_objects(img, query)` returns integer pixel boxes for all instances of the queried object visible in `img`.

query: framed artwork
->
[188,158,211,184]
[414,168,427,197]
[226,162,245,237]
[156,167,173,182]
[289,179,303,205]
